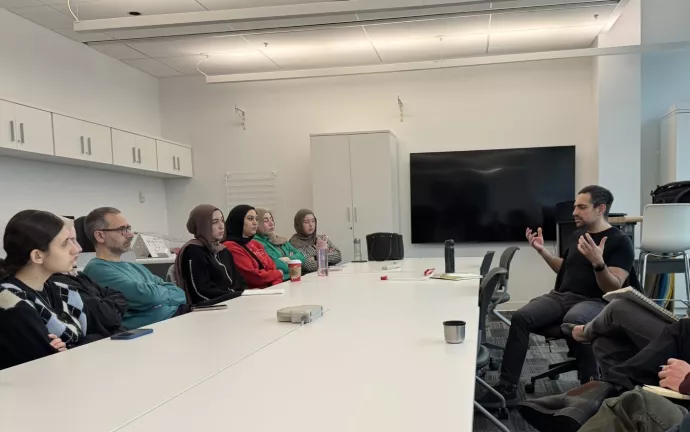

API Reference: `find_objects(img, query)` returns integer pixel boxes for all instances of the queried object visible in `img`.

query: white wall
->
[594,0,641,218]
[0,9,168,239]
[160,58,596,308]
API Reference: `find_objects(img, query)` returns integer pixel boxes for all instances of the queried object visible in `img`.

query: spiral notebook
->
[602,287,679,324]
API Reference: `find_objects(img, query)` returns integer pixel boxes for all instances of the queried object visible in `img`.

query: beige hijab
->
[255,208,288,246]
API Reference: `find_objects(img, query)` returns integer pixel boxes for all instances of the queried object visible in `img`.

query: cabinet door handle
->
[19,123,24,144]
[354,206,358,223]
[176,157,181,171]
[80,136,85,154]
[172,156,176,170]
[132,147,136,163]
[10,121,15,142]
[137,148,141,164]
[87,137,92,155]
[347,206,352,222]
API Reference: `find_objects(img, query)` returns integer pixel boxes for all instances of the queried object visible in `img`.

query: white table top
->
[119,280,480,432]
[135,255,177,265]
[0,257,482,432]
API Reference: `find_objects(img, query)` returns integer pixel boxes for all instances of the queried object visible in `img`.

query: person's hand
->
[526,228,545,253]
[659,359,690,392]
[48,334,67,352]
[317,234,328,242]
[577,233,606,266]
[279,257,291,263]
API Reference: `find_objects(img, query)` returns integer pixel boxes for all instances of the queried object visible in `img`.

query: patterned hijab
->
[290,209,317,249]
[255,208,288,246]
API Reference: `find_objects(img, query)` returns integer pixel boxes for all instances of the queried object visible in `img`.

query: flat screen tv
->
[410,146,575,243]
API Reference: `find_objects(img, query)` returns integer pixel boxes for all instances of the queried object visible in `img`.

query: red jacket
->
[223,240,283,289]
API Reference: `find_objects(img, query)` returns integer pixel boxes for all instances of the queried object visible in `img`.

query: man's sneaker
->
[475,381,519,409]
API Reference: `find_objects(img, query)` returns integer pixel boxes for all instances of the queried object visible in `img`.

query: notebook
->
[602,287,679,324]
[241,288,285,296]
[431,273,482,281]
[643,385,690,400]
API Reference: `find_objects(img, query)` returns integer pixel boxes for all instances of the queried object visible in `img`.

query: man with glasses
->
[83,207,188,329]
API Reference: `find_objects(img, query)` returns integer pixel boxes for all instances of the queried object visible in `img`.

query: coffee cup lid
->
[288,260,302,265]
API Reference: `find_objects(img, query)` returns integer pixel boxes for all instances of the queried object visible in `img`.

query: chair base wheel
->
[549,374,560,381]
[498,408,509,420]
[525,383,535,394]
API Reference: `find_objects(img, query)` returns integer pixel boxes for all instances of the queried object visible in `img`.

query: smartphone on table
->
[191,304,228,312]
[111,328,154,340]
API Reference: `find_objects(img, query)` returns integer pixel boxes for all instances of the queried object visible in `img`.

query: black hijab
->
[226,205,255,246]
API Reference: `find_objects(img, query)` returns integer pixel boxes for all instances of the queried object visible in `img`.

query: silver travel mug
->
[443,320,466,344]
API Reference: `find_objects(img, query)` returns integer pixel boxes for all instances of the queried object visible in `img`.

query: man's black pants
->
[500,291,606,386]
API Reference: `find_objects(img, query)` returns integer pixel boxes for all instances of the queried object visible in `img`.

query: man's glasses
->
[98,226,133,236]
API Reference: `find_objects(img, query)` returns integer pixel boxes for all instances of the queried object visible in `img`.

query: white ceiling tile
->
[127,34,251,58]
[39,0,97,5]
[199,0,328,11]
[364,15,489,42]
[50,0,205,20]
[157,52,279,75]
[122,58,183,77]
[488,25,601,55]
[490,5,616,33]
[103,24,232,40]
[92,43,148,59]
[243,27,380,69]
[8,5,74,29]
[0,0,42,8]
[374,33,487,63]
[53,27,112,42]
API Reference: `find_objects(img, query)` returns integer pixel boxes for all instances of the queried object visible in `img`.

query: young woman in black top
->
[0,210,87,370]
[175,205,246,305]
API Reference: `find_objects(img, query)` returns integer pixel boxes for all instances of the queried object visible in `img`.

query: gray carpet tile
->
[473,313,581,432]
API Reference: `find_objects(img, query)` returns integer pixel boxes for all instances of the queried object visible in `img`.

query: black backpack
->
[651,182,690,203]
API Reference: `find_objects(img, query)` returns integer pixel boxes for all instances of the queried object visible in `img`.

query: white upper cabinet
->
[14,105,54,156]
[156,140,193,178]
[53,114,113,164]
[0,100,17,150]
[112,129,158,172]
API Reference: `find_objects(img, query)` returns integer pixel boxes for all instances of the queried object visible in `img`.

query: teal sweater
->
[83,259,187,329]
[254,235,306,281]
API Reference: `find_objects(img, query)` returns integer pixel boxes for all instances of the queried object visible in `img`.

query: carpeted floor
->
[473,312,581,432]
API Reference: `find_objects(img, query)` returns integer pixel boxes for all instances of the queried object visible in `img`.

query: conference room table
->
[0,257,483,432]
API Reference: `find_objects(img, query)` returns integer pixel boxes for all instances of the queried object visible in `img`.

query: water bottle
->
[317,239,329,277]
[444,239,455,274]
[353,238,363,262]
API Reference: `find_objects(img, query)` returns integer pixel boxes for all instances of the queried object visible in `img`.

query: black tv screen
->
[410,146,575,243]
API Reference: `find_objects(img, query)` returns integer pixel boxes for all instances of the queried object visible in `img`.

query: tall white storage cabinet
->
[660,103,690,185]
[310,131,399,263]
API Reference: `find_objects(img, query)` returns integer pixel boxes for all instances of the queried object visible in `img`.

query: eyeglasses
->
[98,226,133,236]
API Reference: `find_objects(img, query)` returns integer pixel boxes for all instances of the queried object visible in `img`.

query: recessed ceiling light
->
[129,11,141,16]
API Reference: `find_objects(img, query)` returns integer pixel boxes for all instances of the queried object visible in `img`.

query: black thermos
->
[444,239,455,273]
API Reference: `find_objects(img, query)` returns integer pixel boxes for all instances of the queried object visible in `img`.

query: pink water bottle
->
[317,239,329,277]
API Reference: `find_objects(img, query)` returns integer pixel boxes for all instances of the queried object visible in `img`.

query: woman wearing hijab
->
[290,209,342,273]
[254,208,306,280]
[175,205,246,305]
[223,205,283,289]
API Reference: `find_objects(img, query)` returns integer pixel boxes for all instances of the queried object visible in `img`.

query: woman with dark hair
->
[290,209,342,273]
[175,205,246,305]
[0,210,87,370]
[223,205,283,289]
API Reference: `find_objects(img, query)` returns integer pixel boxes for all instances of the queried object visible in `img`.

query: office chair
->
[479,251,495,278]
[489,246,520,327]
[476,266,510,429]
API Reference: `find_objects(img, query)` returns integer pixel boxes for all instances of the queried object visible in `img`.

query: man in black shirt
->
[477,185,635,406]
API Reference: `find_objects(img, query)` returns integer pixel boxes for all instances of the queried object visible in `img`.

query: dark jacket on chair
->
[50,272,128,338]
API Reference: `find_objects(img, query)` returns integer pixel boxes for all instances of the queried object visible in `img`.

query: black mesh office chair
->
[74,216,96,252]
[476,266,510,429]
[479,251,495,279]
[489,246,519,326]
